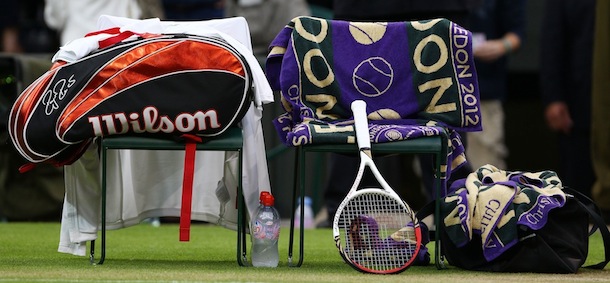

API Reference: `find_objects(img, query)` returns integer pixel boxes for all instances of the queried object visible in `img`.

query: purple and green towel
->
[266,16,482,182]
[442,164,567,261]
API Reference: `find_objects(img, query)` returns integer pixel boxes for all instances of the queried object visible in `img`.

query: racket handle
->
[351,100,371,150]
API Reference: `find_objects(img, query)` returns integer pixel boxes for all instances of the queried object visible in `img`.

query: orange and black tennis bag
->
[8,33,253,167]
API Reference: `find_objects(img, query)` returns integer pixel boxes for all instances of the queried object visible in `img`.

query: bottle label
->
[253,220,280,240]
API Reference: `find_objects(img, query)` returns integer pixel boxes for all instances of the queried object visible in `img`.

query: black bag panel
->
[442,197,590,273]
[495,235,575,273]
[534,198,590,271]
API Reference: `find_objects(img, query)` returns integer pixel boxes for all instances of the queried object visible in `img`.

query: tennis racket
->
[332,100,422,274]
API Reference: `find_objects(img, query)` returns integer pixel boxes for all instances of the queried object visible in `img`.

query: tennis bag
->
[8,33,252,167]
[420,187,610,273]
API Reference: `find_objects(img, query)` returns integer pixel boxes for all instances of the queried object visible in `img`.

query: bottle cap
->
[261,193,275,206]
[259,191,271,202]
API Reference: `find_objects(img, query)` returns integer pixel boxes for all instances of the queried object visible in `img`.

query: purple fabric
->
[517,194,564,230]
[330,21,418,115]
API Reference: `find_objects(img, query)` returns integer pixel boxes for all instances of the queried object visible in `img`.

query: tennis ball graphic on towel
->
[349,22,387,45]
[383,129,404,141]
[352,57,394,97]
[368,109,400,120]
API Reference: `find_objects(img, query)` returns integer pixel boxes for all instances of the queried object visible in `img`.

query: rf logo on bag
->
[42,74,76,115]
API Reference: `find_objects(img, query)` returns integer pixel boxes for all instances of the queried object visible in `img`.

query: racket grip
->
[351,100,371,149]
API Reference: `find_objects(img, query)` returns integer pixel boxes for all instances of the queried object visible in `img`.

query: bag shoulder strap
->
[564,187,610,270]
[416,200,435,221]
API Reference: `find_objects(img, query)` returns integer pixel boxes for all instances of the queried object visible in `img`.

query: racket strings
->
[338,192,419,272]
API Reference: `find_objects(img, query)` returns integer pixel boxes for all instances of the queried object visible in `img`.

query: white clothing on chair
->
[58,16,273,256]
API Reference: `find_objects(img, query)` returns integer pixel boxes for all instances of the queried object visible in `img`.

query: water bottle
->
[294,196,315,229]
[251,192,280,267]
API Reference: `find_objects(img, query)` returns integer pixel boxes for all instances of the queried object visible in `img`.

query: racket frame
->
[332,100,422,274]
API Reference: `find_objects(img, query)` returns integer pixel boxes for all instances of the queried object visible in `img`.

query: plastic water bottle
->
[294,196,315,229]
[251,192,280,267]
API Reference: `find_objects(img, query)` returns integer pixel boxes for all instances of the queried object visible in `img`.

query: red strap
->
[85,27,121,37]
[179,134,202,242]
[18,163,37,173]
[85,27,161,49]
[98,30,136,49]
[85,27,131,49]
[84,27,138,49]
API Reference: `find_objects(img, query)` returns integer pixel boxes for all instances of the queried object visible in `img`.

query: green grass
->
[0,222,608,282]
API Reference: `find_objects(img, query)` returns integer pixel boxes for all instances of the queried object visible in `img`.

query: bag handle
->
[564,187,610,270]
[416,200,435,221]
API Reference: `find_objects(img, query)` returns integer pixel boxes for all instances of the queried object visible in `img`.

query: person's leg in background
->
[591,0,610,221]
[322,154,380,227]
[323,154,361,220]
[558,131,595,198]
[323,152,428,226]
[466,100,508,170]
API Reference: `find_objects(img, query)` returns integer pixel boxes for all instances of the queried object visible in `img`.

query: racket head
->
[332,187,422,274]
[334,100,422,274]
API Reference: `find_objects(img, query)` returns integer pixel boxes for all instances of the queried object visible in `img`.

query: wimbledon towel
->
[266,16,482,186]
[442,164,567,261]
